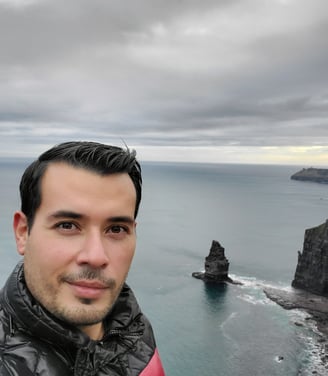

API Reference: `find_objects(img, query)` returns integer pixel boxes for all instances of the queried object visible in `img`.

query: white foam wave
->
[219,312,240,350]
[229,274,263,288]
[229,274,289,306]
[297,332,328,375]
[237,293,274,306]
[230,274,328,374]
[230,273,289,290]
[219,311,238,330]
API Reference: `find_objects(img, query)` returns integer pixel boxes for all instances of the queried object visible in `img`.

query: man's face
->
[14,162,137,338]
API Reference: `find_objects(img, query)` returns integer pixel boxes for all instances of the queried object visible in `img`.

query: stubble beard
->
[52,282,125,327]
[26,265,126,327]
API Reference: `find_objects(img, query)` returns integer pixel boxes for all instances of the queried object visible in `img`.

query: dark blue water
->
[1,160,327,375]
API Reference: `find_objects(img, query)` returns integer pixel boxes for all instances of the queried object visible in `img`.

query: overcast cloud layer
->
[0,0,327,164]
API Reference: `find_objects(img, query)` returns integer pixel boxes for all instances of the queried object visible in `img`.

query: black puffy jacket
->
[0,262,165,376]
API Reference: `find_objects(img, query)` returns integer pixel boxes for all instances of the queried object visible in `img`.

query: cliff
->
[192,240,234,283]
[292,220,328,296]
[291,168,328,183]
[264,220,328,347]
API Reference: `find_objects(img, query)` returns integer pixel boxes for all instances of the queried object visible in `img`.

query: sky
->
[0,0,327,165]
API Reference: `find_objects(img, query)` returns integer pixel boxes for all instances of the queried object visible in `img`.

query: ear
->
[13,211,29,256]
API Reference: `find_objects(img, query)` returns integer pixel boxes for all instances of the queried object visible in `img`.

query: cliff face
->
[292,220,328,297]
[291,168,328,183]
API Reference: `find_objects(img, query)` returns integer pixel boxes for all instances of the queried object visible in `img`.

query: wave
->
[230,273,290,289]
[219,312,241,352]
[297,332,328,376]
[229,273,288,306]
[230,273,328,375]
[219,311,238,330]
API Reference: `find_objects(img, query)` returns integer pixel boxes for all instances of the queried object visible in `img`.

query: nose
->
[76,229,109,268]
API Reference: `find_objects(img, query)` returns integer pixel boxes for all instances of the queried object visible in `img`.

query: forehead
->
[39,162,136,203]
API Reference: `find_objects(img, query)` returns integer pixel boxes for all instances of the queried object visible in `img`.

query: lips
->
[68,280,108,299]
[72,280,107,289]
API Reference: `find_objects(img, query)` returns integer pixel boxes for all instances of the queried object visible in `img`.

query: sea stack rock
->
[192,240,233,283]
[292,220,328,296]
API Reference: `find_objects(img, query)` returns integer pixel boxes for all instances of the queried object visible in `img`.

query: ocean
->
[0,159,327,375]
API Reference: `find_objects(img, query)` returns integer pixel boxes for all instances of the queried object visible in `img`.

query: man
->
[0,141,165,375]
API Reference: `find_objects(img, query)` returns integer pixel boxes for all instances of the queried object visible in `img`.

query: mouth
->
[68,280,109,300]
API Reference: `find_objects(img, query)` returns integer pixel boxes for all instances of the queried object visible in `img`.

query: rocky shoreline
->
[263,219,328,370]
[264,287,328,367]
[263,287,328,333]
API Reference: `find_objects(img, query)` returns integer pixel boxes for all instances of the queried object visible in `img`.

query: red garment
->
[140,349,165,376]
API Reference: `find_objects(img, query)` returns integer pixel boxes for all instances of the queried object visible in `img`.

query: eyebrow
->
[48,211,135,224]
[109,216,135,224]
[49,210,83,220]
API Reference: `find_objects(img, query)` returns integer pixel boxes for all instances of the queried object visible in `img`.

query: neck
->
[78,322,104,340]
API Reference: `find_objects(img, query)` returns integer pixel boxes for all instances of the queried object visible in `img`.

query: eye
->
[109,225,127,234]
[106,224,132,240]
[55,222,79,232]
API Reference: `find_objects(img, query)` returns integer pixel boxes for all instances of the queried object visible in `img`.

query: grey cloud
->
[0,0,230,65]
[0,0,327,160]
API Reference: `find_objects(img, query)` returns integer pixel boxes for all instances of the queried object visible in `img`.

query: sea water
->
[0,160,327,375]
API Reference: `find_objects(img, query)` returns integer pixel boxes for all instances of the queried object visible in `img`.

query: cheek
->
[25,235,71,271]
[118,249,135,267]
[111,244,135,273]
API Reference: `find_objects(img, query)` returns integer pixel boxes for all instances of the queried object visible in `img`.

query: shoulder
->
[139,349,165,376]
[0,317,71,376]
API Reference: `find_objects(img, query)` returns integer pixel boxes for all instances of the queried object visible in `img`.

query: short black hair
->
[20,141,142,229]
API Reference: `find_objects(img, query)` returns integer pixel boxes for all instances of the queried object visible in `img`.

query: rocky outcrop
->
[292,220,328,296]
[291,168,328,183]
[263,287,328,340]
[264,220,328,348]
[192,240,234,283]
